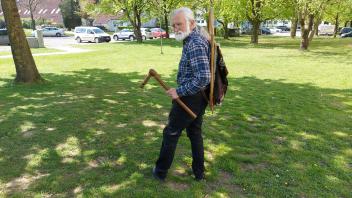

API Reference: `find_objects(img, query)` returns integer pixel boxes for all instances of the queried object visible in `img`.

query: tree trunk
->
[30,11,36,30]
[163,7,169,38]
[290,17,298,38]
[251,20,260,44]
[223,19,229,39]
[314,20,320,36]
[309,17,318,42]
[134,8,142,43]
[1,0,43,83]
[218,20,229,39]
[344,21,348,27]
[300,14,314,50]
[333,13,339,38]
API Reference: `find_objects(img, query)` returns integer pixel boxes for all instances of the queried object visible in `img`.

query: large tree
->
[77,0,99,26]
[297,0,330,50]
[149,0,182,38]
[98,0,150,43]
[59,0,82,30]
[324,0,352,37]
[213,0,244,39]
[18,0,43,30]
[238,0,286,44]
[0,0,43,83]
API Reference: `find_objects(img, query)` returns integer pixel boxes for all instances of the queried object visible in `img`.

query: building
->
[0,0,63,24]
[0,0,125,30]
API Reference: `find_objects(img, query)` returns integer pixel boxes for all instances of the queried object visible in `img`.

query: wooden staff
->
[208,1,216,112]
[140,69,197,119]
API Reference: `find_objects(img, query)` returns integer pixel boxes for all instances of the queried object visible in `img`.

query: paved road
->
[0,32,303,55]
[0,36,90,58]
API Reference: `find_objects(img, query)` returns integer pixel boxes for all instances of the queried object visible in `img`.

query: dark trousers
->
[155,91,208,178]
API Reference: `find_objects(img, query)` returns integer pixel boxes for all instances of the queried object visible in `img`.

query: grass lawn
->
[0,36,351,197]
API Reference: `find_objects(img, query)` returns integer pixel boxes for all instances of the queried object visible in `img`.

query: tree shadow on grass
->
[0,70,351,197]
[0,69,173,196]
[203,77,351,197]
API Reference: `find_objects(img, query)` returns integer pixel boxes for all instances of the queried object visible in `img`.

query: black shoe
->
[152,167,165,181]
[195,174,205,181]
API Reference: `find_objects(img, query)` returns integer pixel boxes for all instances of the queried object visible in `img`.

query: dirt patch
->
[22,130,34,138]
[206,171,246,197]
[240,163,268,172]
[172,167,188,177]
[5,173,49,193]
[273,136,287,144]
[166,181,189,191]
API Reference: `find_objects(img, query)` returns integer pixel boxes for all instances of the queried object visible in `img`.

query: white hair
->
[171,7,210,41]
[171,7,195,23]
[199,26,210,41]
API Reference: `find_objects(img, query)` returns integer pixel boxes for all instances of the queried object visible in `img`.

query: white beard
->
[175,24,191,41]
[175,31,190,41]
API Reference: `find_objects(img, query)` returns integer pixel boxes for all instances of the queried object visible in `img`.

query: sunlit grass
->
[0,36,351,197]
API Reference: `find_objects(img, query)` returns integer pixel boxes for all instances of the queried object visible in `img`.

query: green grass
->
[0,48,63,56]
[0,36,351,197]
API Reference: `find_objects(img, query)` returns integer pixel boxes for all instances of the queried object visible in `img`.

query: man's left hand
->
[166,88,179,100]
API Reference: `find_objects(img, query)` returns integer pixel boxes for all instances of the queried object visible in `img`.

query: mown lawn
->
[0,36,351,197]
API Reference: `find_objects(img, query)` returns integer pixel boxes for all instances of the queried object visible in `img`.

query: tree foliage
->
[148,0,183,38]
[59,0,82,30]
[97,0,150,43]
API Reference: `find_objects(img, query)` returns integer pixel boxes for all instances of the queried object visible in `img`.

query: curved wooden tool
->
[140,69,197,119]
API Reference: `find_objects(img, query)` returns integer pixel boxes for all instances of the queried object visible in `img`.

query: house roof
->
[0,1,125,26]
[0,0,63,24]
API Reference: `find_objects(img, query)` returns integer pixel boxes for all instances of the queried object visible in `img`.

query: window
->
[75,28,86,33]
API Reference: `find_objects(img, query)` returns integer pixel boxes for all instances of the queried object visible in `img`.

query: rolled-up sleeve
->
[176,41,210,97]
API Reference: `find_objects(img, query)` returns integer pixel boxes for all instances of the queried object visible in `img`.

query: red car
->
[151,28,167,38]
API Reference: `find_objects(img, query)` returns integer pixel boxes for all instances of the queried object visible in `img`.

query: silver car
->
[32,27,65,37]
[113,28,153,41]
[113,29,135,41]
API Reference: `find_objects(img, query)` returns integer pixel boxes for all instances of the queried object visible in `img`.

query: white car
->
[113,29,135,41]
[318,24,335,36]
[270,28,283,34]
[74,26,111,43]
[32,27,65,37]
[113,28,153,41]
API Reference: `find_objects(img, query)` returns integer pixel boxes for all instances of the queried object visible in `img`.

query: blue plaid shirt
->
[176,29,211,97]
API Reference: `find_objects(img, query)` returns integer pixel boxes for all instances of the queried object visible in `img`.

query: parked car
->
[74,26,111,43]
[0,28,10,45]
[113,29,135,41]
[261,27,271,35]
[339,27,352,35]
[318,24,334,36]
[32,27,65,37]
[140,28,153,40]
[113,28,152,41]
[150,28,167,38]
[270,27,282,33]
[341,31,352,38]
[276,25,290,31]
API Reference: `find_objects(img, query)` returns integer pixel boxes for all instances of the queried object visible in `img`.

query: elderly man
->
[153,7,211,181]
